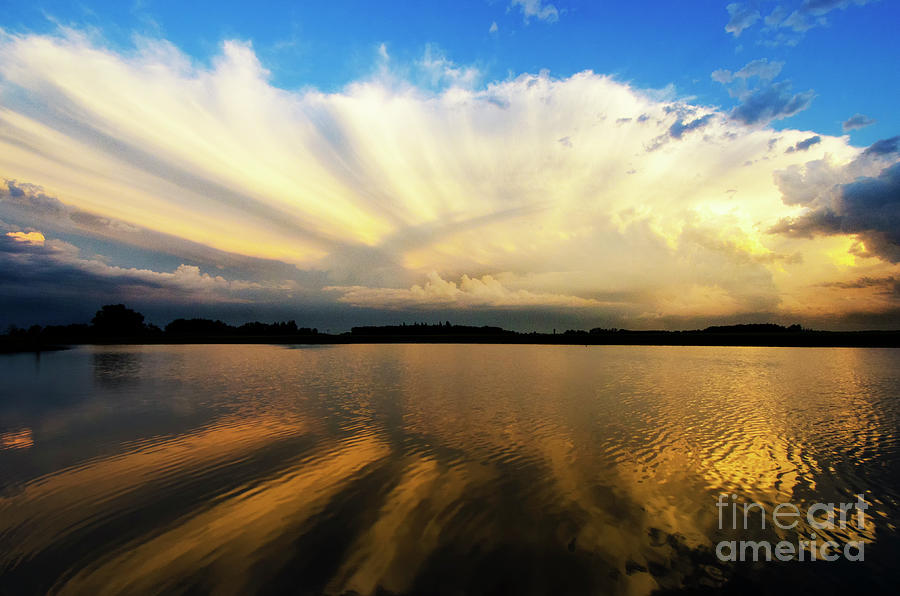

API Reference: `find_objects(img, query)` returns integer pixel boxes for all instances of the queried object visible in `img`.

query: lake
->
[1,344,899,594]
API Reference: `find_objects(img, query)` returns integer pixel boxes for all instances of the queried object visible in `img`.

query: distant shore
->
[4,306,899,353]
[4,330,900,353]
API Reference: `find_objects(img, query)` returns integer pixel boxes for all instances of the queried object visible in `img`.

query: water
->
[1,344,899,594]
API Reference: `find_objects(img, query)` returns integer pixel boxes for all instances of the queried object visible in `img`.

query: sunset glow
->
[1,2,898,330]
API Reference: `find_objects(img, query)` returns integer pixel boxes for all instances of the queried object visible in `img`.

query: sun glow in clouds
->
[0,28,898,326]
[5,230,44,245]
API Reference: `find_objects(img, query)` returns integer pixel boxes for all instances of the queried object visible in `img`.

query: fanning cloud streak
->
[1,29,898,328]
[326,272,604,309]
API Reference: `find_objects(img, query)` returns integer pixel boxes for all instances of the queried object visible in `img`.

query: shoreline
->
[3,330,900,353]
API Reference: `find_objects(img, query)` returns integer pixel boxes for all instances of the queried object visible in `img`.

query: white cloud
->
[418,44,480,89]
[711,69,733,84]
[712,58,783,87]
[327,271,602,309]
[725,3,760,36]
[0,29,896,324]
[733,58,784,81]
[510,0,559,24]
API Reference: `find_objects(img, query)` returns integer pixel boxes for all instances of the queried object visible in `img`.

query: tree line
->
[4,304,318,343]
[5,304,898,351]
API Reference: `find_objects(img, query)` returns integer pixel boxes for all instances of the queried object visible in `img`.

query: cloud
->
[734,58,784,80]
[770,159,900,262]
[326,272,602,309]
[668,114,714,139]
[715,59,785,84]
[711,59,809,126]
[842,113,876,132]
[2,180,68,218]
[0,177,316,284]
[2,179,138,233]
[770,137,895,208]
[863,136,899,157]
[730,81,815,125]
[5,230,45,245]
[820,275,898,293]
[0,29,897,327]
[725,3,761,36]
[767,0,876,33]
[0,228,274,303]
[510,0,559,23]
[418,45,480,89]
[711,69,733,84]
[764,5,791,26]
[785,135,821,153]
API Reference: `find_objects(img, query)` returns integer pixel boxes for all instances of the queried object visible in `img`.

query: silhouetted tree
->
[92,304,147,337]
[165,318,232,336]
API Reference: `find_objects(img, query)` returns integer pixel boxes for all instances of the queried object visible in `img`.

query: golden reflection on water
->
[58,434,390,596]
[0,428,33,450]
[0,344,898,594]
[328,456,495,595]
[0,416,308,568]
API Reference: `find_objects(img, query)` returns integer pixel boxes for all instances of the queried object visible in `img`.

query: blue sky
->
[1,1,899,330]
[4,0,897,144]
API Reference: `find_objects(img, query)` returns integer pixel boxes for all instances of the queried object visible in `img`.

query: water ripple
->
[0,344,898,594]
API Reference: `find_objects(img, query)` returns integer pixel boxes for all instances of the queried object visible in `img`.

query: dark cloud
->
[770,161,900,262]
[646,112,715,151]
[0,177,320,283]
[725,3,761,36]
[785,135,821,153]
[730,81,814,125]
[0,228,380,329]
[863,136,899,157]
[820,275,899,294]
[668,114,714,139]
[2,179,139,233]
[0,234,148,306]
[2,180,68,218]
[0,231,295,314]
[709,60,814,127]
[663,104,696,117]
[842,113,876,132]
[768,209,843,238]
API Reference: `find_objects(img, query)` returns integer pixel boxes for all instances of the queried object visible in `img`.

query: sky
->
[1,0,899,331]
